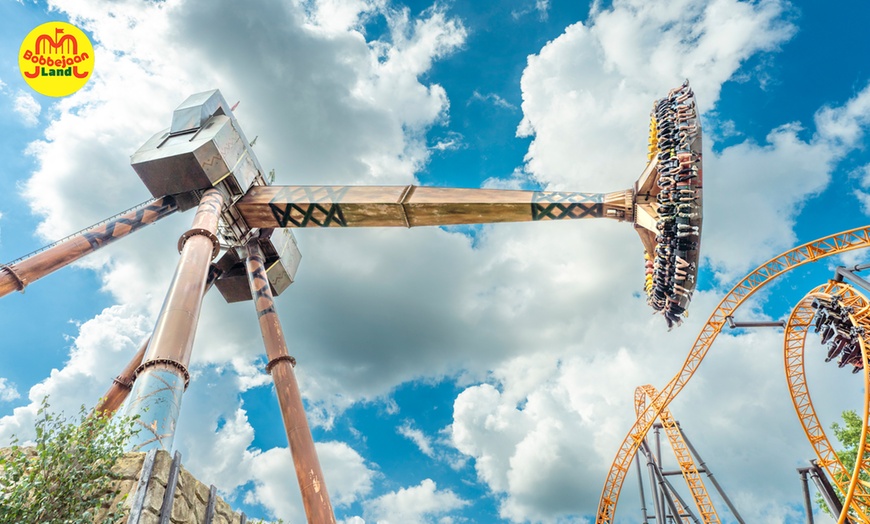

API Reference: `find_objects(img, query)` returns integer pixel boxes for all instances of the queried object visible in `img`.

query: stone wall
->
[107,449,248,524]
[0,446,250,524]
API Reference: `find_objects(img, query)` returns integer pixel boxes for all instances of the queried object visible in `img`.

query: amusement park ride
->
[598,230,870,524]
[8,77,870,524]
[0,82,703,522]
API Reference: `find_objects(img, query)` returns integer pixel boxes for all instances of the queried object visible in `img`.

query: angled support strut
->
[244,235,336,524]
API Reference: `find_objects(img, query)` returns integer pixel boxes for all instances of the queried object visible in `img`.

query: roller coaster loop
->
[785,281,870,523]
[597,225,870,523]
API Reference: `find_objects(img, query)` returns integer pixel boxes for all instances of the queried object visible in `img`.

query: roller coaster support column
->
[244,236,336,524]
[654,425,666,519]
[797,468,815,524]
[635,452,651,523]
[808,460,851,523]
[835,264,870,295]
[0,196,177,299]
[641,440,665,524]
[642,440,684,522]
[124,189,224,451]
[680,424,745,523]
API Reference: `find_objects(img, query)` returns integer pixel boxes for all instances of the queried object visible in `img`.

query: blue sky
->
[2,0,870,522]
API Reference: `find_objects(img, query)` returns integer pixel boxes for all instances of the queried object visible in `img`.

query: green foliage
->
[817,409,870,518]
[0,398,138,524]
[832,410,865,468]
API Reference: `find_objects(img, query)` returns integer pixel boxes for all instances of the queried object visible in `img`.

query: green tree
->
[0,398,137,524]
[818,409,870,518]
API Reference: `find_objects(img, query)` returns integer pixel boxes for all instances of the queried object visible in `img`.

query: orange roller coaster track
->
[635,384,721,523]
[597,225,870,523]
[785,281,870,523]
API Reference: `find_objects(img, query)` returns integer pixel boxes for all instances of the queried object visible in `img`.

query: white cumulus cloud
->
[445,0,870,522]
[3,1,467,521]
[0,305,149,444]
[4,1,868,523]
[0,378,19,402]
[398,420,435,457]
[363,478,468,524]
[13,90,40,127]
[246,442,374,521]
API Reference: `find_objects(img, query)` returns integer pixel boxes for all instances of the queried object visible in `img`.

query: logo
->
[19,22,95,97]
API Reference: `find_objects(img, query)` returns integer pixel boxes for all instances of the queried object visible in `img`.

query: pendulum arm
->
[232,83,703,329]
[236,185,633,228]
[243,234,336,524]
[122,188,225,451]
[0,196,177,298]
[94,263,223,417]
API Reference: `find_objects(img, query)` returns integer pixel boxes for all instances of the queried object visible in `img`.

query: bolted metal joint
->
[134,358,191,389]
[266,355,297,373]
[177,227,221,259]
[0,265,25,292]
[112,376,133,390]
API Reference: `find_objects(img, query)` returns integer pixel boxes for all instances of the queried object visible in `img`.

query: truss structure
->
[597,225,870,523]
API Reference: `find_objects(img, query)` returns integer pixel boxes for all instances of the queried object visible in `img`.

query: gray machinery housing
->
[130,89,302,301]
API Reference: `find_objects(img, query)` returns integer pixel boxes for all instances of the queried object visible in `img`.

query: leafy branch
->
[0,397,138,524]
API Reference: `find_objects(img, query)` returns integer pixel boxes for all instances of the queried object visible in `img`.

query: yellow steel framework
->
[597,225,870,523]
[784,281,870,523]
[635,385,721,523]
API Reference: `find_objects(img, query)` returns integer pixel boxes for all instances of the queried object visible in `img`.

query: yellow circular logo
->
[19,22,95,97]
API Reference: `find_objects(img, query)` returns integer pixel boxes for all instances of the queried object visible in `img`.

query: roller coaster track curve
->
[635,384,721,523]
[597,225,870,523]
[785,281,870,523]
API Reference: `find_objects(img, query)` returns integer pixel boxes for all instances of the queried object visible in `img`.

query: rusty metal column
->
[123,189,224,451]
[95,337,148,417]
[244,237,336,524]
[0,196,177,298]
[95,264,223,418]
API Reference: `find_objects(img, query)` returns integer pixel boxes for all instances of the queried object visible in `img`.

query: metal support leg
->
[681,424,745,523]
[654,426,667,521]
[809,460,850,523]
[95,265,223,417]
[95,337,148,417]
[124,189,224,451]
[642,440,689,524]
[636,452,651,522]
[835,265,870,296]
[642,439,665,524]
[244,236,336,524]
[798,468,815,524]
